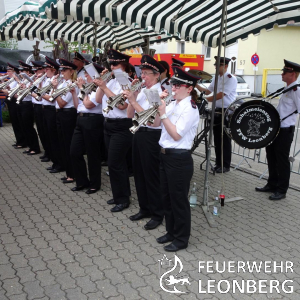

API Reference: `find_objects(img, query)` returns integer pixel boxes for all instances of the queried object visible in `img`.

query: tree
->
[0,39,18,50]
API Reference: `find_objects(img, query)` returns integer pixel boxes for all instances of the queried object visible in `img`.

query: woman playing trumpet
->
[125,55,165,230]
[152,67,200,252]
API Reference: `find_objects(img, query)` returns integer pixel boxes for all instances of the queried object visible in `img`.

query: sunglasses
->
[282,69,294,75]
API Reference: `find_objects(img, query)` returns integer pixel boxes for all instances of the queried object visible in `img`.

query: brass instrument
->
[49,82,77,102]
[103,80,143,114]
[0,77,14,90]
[7,73,34,101]
[129,93,173,134]
[16,74,47,104]
[78,71,113,100]
[34,77,62,101]
[0,75,9,82]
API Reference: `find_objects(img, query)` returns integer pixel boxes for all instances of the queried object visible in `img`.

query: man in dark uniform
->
[72,52,86,81]
[256,59,300,200]
[196,56,237,173]
[171,58,185,68]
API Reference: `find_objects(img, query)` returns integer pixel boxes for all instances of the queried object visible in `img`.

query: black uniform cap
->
[59,59,77,70]
[282,59,300,73]
[93,63,104,74]
[18,60,32,71]
[73,52,85,62]
[139,54,165,73]
[7,63,19,73]
[107,49,131,63]
[214,56,231,66]
[31,61,45,70]
[44,56,60,70]
[171,58,185,67]
[171,66,201,86]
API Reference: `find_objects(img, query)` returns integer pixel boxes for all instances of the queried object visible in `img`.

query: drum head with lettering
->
[229,100,280,149]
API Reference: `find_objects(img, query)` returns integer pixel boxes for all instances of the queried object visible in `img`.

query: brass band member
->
[95,49,132,212]
[17,61,40,155]
[125,55,165,230]
[256,59,300,200]
[72,52,86,82]
[154,67,200,252]
[159,60,172,94]
[70,63,105,194]
[52,59,78,183]
[2,63,26,148]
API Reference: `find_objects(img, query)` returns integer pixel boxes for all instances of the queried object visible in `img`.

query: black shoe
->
[255,185,276,192]
[129,211,151,221]
[157,234,174,244]
[14,145,26,149]
[107,199,115,205]
[111,203,129,212]
[49,168,63,173]
[269,192,286,201]
[85,188,99,195]
[62,179,74,184]
[41,158,50,162]
[40,154,47,159]
[212,165,220,171]
[71,185,89,192]
[46,166,53,171]
[27,151,41,156]
[61,177,67,181]
[215,167,230,173]
[144,219,161,230]
[12,143,17,147]
[23,150,30,154]
[101,161,108,166]
[164,243,187,252]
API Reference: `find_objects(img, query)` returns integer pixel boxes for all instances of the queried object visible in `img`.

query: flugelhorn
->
[79,71,113,100]
[129,93,174,134]
[103,80,143,114]
[0,75,9,81]
[16,74,47,104]
[7,73,34,101]
[49,82,77,102]
[0,77,14,90]
[34,76,62,101]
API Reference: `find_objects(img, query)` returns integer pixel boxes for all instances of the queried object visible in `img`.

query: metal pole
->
[202,0,227,207]
[93,23,97,57]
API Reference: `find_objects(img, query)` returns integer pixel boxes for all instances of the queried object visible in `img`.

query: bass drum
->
[224,98,280,149]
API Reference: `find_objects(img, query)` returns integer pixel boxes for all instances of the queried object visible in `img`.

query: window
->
[177,41,185,54]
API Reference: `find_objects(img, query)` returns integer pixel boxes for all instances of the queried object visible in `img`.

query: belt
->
[57,108,76,112]
[137,127,161,132]
[280,126,295,132]
[104,117,131,123]
[78,112,99,117]
[42,105,55,109]
[161,148,190,154]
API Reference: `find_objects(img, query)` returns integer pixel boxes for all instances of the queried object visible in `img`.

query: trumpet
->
[129,93,174,134]
[34,77,62,101]
[7,73,34,101]
[49,82,77,102]
[0,77,14,90]
[79,71,113,100]
[103,80,143,114]
[0,75,9,82]
[16,74,47,104]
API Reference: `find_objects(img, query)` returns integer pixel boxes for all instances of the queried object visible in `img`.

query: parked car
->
[196,75,251,99]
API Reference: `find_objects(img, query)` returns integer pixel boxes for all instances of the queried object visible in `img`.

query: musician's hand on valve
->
[93,78,106,89]
[160,91,169,99]
[122,89,137,103]
[77,77,85,89]
[51,74,59,89]
[158,100,166,116]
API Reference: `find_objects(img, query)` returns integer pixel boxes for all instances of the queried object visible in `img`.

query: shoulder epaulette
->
[293,86,298,91]
[227,74,232,78]
[191,100,197,109]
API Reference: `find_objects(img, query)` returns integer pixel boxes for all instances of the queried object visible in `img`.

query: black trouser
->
[6,98,26,146]
[17,101,40,152]
[133,128,163,221]
[57,108,77,179]
[33,104,49,156]
[104,118,133,204]
[70,113,103,189]
[43,105,63,170]
[266,127,294,194]
[213,111,231,168]
[160,150,193,248]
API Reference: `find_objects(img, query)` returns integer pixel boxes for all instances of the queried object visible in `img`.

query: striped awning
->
[46,0,300,47]
[0,17,177,51]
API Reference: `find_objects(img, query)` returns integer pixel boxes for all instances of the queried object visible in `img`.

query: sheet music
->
[113,69,131,89]
[143,88,162,106]
[84,64,100,79]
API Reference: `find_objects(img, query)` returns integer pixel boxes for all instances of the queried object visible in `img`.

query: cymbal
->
[188,69,212,80]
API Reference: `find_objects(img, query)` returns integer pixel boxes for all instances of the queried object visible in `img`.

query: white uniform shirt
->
[136,82,162,129]
[9,80,18,89]
[32,76,46,105]
[159,95,200,149]
[161,78,172,95]
[22,81,33,102]
[55,79,76,109]
[277,80,300,128]
[208,72,237,108]
[41,76,55,106]
[102,78,128,118]
[77,88,103,114]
